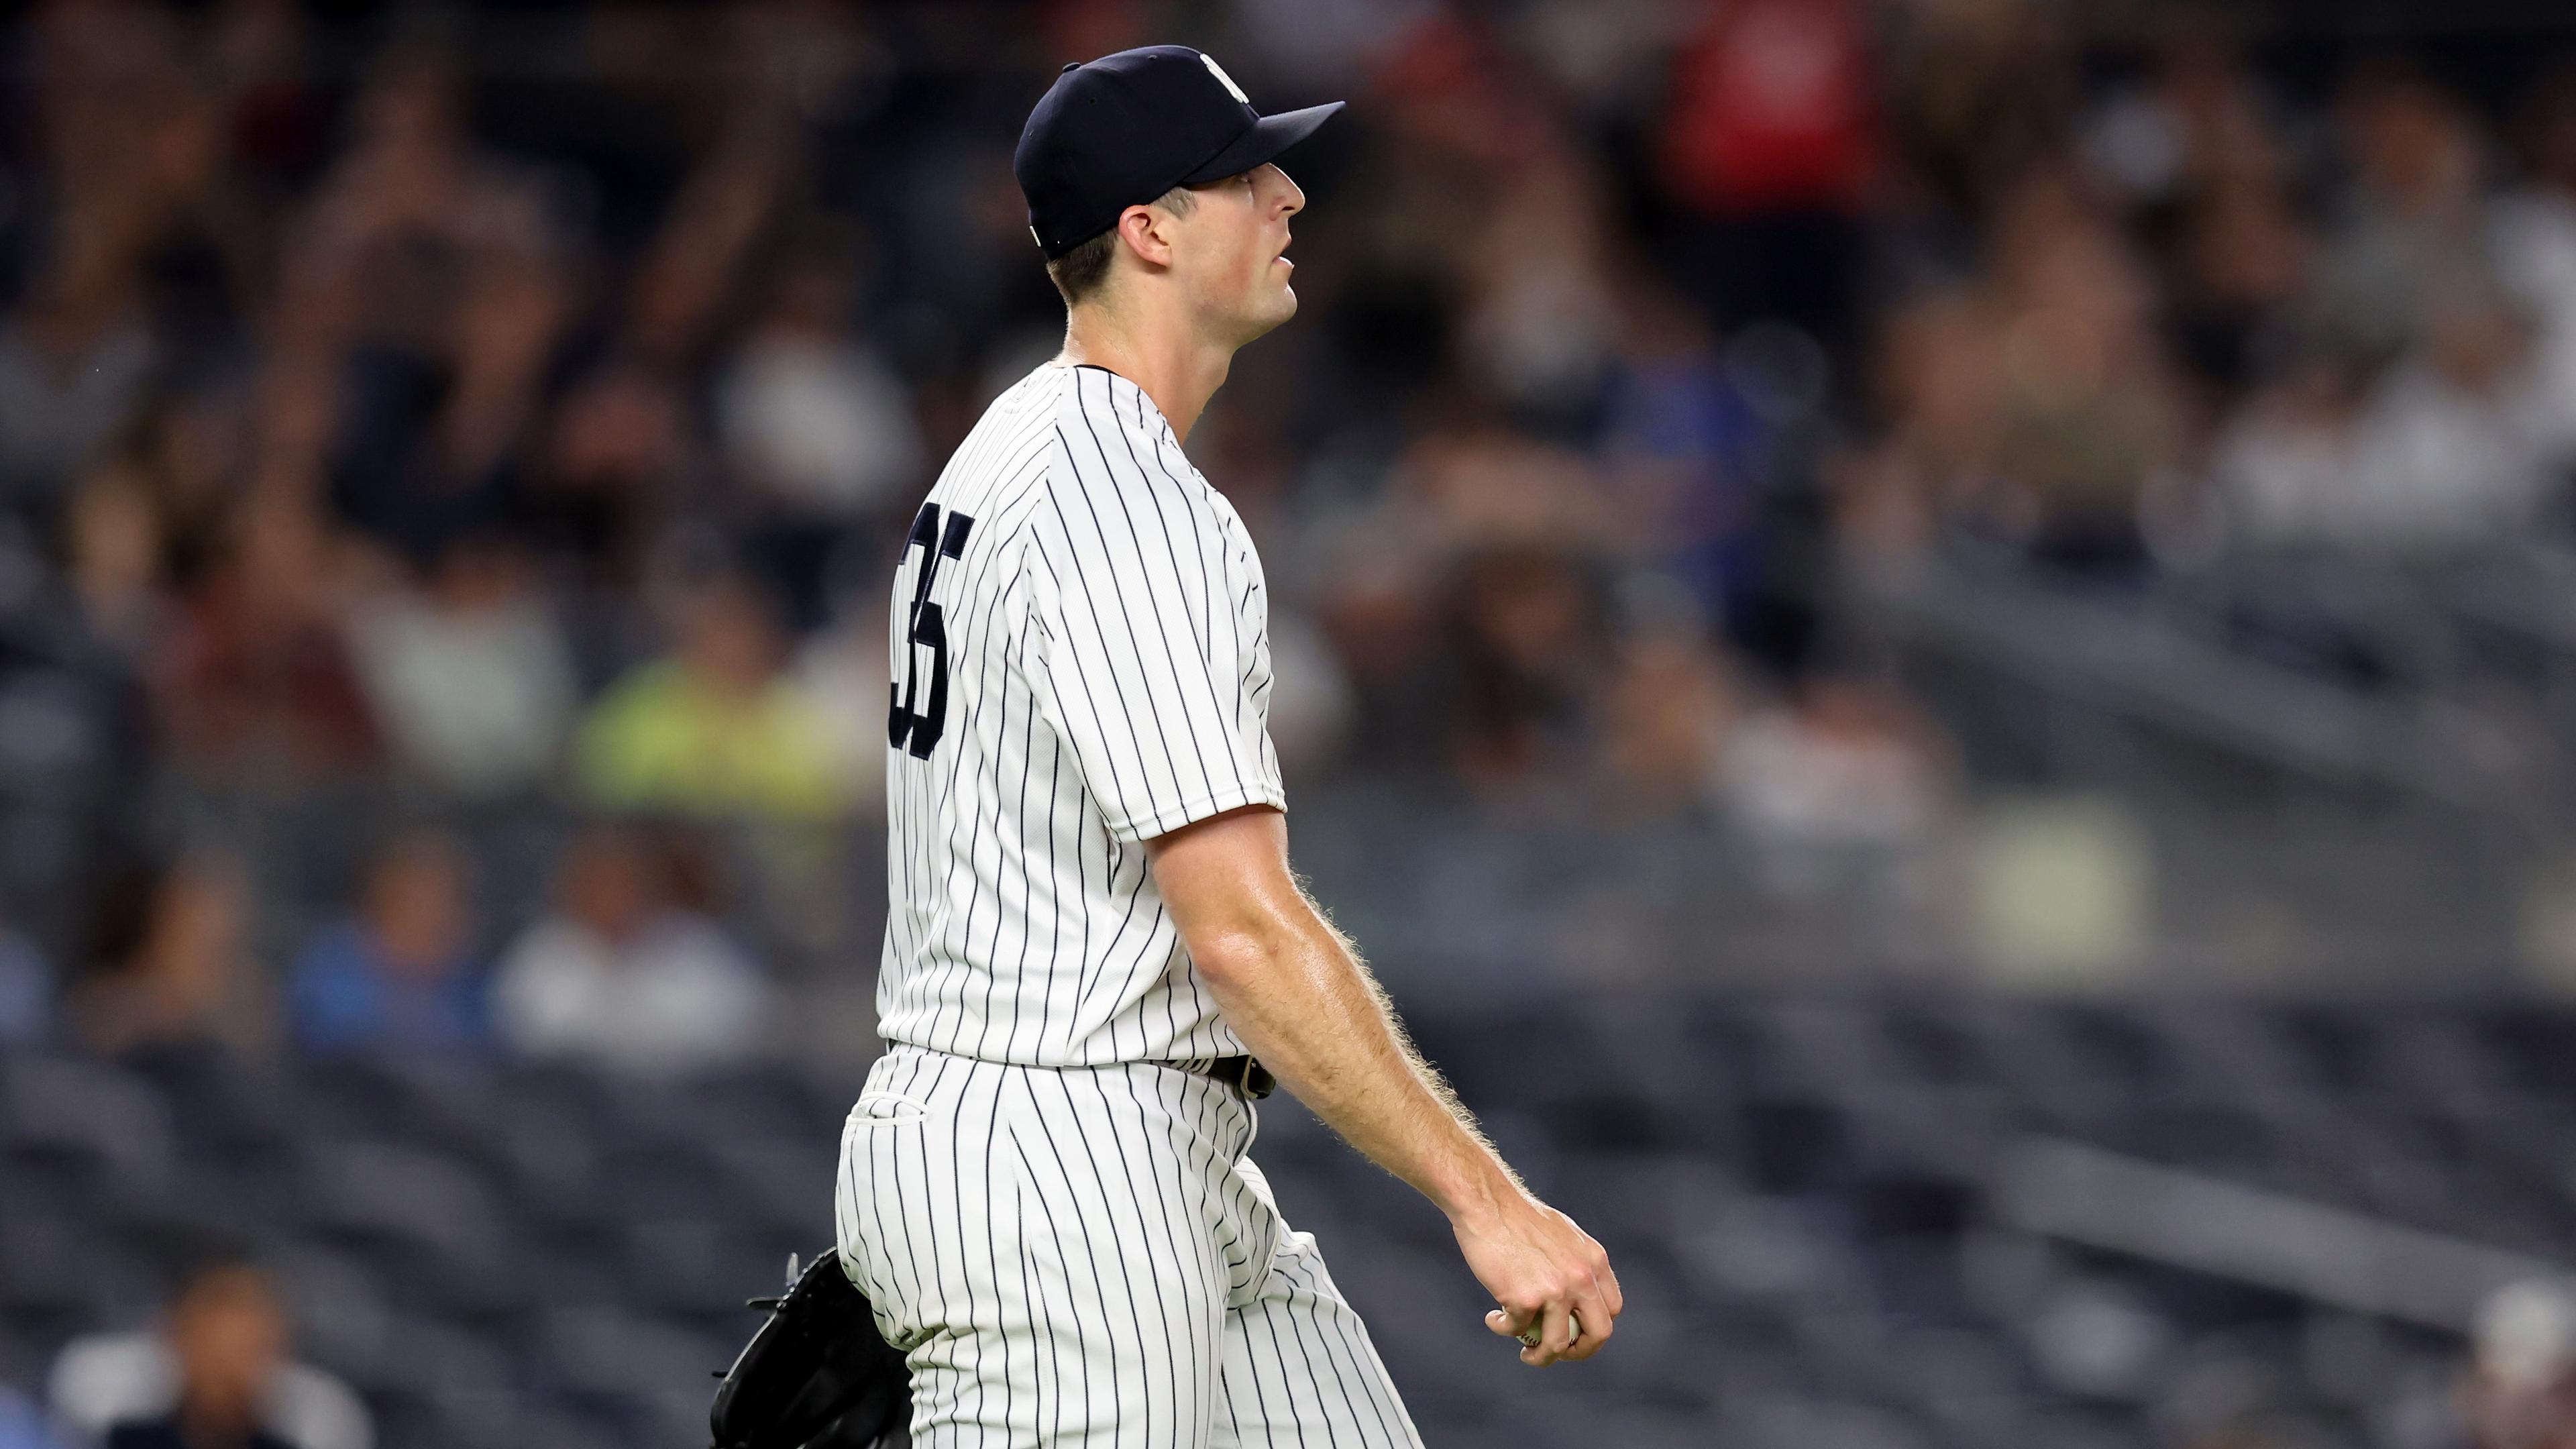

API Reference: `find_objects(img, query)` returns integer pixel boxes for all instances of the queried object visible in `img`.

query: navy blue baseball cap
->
[1015,46,1342,260]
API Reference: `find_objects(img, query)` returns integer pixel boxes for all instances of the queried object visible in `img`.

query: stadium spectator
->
[2209,341,2376,547]
[2097,21,2316,409]
[2495,63,2576,475]
[2463,1281,2576,1449]
[101,1262,292,1449]
[1455,144,1621,423]
[492,823,768,1071]
[345,535,576,802]
[716,242,923,627]
[0,1387,62,1449]
[524,352,690,579]
[2316,64,2490,368]
[1311,543,1438,777]
[787,598,892,818]
[1984,169,2186,573]
[1719,673,1951,906]
[323,252,565,570]
[155,491,380,786]
[2343,270,2548,549]
[63,458,174,661]
[1446,541,1603,795]
[0,229,157,539]
[297,45,551,293]
[70,859,270,1061]
[1597,626,1735,820]
[507,117,797,582]
[1879,0,2077,224]
[1653,0,1878,356]
[286,831,487,1053]
[289,46,564,569]
[2081,11,2284,215]
[47,1257,369,1449]
[2161,170,2313,398]
[574,571,855,820]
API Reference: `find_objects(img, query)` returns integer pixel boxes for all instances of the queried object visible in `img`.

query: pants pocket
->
[853,1087,930,1125]
[835,1089,942,1346]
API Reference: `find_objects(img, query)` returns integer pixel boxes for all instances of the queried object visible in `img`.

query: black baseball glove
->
[710,1250,911,1449]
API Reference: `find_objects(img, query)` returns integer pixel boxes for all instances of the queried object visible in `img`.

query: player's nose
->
[1265,164,1305,218]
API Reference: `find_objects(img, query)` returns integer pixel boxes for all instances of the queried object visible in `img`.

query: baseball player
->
[836,45,1621,1446]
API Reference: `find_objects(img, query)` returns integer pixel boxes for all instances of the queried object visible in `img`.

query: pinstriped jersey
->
[877,362,1284,1067]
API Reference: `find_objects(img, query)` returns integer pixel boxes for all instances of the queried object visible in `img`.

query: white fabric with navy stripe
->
[851,362,1421,1444]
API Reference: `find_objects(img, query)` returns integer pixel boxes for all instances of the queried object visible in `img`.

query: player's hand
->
[1452,1190,1621,1366]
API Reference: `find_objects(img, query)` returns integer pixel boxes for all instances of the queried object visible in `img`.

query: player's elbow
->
[1178,906,1305,992]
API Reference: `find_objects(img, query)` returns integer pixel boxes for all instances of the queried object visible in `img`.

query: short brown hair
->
[1044,185,1195,306]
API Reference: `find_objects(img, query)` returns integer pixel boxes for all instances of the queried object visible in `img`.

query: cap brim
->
[1176,101,1344,186]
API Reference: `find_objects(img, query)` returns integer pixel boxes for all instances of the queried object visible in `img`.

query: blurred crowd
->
[0,0,2571,1057]
[0,0,1920,1073]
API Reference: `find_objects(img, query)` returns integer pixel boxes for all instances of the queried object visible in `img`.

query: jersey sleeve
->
[1024,432,1284,844]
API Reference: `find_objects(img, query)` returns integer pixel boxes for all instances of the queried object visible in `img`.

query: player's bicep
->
[1144,803,1301,977]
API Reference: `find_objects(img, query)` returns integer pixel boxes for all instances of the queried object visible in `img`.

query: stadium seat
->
[0,992,2548,1447]
[0,1054,174,1202]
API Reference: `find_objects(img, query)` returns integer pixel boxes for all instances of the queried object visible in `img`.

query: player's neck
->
[1056,307,1232,443]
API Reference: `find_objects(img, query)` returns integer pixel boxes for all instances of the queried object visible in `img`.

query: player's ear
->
[1116,202,1179,270]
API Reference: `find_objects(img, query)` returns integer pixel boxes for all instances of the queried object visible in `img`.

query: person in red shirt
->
[1656,0,1879,360]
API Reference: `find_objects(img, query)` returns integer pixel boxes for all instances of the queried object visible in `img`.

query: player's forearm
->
[1195,906,1521,1227]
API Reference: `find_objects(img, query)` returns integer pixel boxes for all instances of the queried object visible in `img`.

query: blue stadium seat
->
[1,993,2553,1449]
[296,1138,521,1318]
[0,1053,174,1203]
[527,1304,735,1446]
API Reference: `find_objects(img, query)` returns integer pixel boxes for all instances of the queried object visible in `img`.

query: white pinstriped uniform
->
[839,362,1423,1446]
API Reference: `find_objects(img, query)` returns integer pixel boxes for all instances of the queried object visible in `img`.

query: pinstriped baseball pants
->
[835,1044,1424,1448]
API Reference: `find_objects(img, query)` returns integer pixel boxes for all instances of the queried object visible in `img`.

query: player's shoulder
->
[1030,365,1231,521]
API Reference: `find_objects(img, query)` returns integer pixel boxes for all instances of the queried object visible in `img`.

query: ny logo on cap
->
[1200,52,1249,104]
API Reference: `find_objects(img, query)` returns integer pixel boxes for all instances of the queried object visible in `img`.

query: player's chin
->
[1233,286,1297,342]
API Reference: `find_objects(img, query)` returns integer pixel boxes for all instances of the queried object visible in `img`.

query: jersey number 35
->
[890,501,977,759]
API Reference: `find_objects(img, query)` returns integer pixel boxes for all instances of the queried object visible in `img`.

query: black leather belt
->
[1192,1055,1275,1099]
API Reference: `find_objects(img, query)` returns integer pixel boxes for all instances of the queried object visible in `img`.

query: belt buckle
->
[1232,1057,1275,1099]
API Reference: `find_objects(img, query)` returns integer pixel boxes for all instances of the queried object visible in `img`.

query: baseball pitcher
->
[836,45,1621,1447]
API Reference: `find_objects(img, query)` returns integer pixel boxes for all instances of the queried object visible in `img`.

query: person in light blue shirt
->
[287,831,488,1052]
[0,1384,66,1449]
